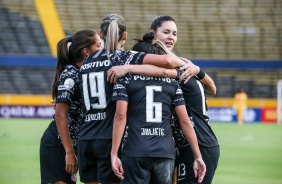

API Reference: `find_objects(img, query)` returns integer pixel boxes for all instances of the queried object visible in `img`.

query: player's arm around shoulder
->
[143,53,182,69]
[107,64,178,83]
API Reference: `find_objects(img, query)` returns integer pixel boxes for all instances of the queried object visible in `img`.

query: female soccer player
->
[40,29,102,184]
[111,38,206,184]
[150,15,219,184]
[107,15,219,184]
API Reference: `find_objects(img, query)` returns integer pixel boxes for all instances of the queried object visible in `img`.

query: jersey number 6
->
[146,86,162,123]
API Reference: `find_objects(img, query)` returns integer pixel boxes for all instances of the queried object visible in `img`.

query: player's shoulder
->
[112,50,145,65]
[180,76,199,87]
[117,73,133,85]
[63,64,79,76]
[114,49,139,55]
[86,49,107,62]
[59,64,79,82]
[80,49,111,72]
[58,67,78,91]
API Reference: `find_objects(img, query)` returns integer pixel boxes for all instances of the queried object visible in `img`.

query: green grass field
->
[0,118,282,184]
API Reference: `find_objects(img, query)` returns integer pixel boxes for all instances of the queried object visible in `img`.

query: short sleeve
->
[112,74,132,102]
[172,84,185,107]
[56,69,78,104]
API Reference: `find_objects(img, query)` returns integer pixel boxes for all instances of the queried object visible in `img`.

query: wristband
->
[196,69,205,80]
[175,68,184,80]
[179,57,185,67]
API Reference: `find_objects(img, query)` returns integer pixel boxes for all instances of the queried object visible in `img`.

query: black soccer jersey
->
[172,76,219,149]
[112,74,185,159]
[79,49,146,141]
[47,64,84,143]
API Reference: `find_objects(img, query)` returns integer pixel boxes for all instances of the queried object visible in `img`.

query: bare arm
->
[174,105,202,159]
[107,64,177,83]
[55,103,78,174]
[200,73,217,95]
[111,100,128,180]
[174,105,206,183]
[178,58,216,95]
[143,54,182,69]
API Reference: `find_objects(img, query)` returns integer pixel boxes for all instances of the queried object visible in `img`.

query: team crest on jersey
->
[176,88,183,94]
[64,78,75,89]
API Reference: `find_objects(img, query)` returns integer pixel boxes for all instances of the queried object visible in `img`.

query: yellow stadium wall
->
[206,98,276,108]
[0,94,53,106]
[0,94,277,122]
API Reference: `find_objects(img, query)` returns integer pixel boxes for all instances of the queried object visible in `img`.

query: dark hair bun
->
[143,32,154,43]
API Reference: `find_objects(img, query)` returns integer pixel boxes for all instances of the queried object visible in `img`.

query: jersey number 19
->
[82,72,107,110]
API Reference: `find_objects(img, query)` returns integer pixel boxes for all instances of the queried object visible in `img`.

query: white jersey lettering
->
[140,128,165,136]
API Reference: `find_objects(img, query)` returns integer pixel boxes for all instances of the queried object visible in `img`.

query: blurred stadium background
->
[0,0,281,122]
[0,1,282,184]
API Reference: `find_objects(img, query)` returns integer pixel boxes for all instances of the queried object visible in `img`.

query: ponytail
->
[51,29,98,99]
[100,14,126,59]
[51,38,69,99]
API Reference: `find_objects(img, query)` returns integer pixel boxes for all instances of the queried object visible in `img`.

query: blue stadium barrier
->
[0,56,56,67]
[0,55,281,69]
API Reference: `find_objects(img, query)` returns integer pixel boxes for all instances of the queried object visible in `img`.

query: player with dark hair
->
[40,29,102,184]
[107,15,219,183]
[110,37,206,184]
[150,15,219,184]
[78,14,190,184]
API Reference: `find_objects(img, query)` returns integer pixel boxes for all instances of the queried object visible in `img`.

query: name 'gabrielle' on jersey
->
[84,112,106,122]
[133,75,176,83]
[141,128,165,136]
[80,60,111,70]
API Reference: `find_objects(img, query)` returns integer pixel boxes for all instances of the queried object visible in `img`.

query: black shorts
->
[77,139,119,183]
[40,128,76,184]
[175,145,220,184]
[121,154,174,184]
